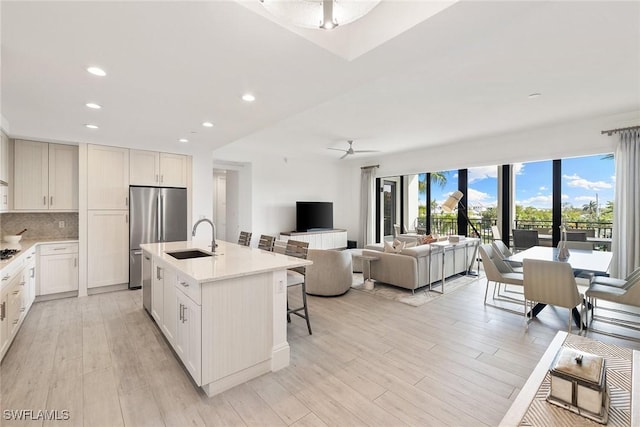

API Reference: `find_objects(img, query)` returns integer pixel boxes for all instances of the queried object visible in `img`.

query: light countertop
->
[140,240,312,283]
[0,238,79,271]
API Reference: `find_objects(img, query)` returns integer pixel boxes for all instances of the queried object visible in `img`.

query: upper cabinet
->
[88,144,129,210]
[14,140,78,211]
[130,149,188,188]
[0,132,9,211]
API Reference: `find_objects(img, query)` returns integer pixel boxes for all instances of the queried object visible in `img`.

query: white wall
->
[208,110,638,247]
[212,149,354,242]
[191,154,214,241]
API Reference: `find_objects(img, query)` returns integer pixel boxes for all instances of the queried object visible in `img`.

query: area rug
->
[351,272,482,307]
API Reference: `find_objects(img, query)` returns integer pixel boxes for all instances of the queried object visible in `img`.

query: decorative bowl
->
[3,235,22,243]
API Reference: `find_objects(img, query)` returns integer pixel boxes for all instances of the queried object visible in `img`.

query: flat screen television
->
[296,201,333,232]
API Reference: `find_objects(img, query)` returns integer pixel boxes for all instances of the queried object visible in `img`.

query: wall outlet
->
[58,221,65,228]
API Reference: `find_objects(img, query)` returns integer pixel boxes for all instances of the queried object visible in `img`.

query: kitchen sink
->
[166,249,213,260]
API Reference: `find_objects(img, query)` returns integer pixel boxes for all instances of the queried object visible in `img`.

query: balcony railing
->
[415,216,613,244]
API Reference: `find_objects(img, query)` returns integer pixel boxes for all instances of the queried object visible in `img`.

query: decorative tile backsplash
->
[0,212,79,239]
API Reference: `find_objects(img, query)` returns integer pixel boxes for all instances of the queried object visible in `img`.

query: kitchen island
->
[140,240,311,397]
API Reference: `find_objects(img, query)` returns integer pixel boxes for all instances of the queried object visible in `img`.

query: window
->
[514,160,553,234]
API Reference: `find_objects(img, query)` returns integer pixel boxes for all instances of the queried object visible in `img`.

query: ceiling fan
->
[328,140,379,160]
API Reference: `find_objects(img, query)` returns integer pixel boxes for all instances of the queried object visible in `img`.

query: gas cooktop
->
[0,249,20,260]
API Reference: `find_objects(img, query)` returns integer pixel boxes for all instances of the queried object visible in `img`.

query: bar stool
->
[285,240,311,335]
[258,234,275,251]
[238,231,252,246]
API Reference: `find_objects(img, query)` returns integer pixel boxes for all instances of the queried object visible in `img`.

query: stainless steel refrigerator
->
[129,186,187,296]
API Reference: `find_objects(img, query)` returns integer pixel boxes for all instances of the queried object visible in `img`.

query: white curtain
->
[360,166,377,247]
[611,130,640,278]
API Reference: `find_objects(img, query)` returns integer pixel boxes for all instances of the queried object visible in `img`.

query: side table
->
[354,255,379,290]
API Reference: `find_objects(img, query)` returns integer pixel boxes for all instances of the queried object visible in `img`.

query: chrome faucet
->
[192,218,217,252]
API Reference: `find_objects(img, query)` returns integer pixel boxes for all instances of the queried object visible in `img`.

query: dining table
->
[505,246,613,328]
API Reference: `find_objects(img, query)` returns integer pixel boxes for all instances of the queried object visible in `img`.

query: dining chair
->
[257,234,275,251]
[478,244,524,311]
[585,274,640,334]
[491,225,501,241]
[491,240,522,273]
[237,231,252,246]
[563,241,594,250]
[523,258,584,333]
[591,266,640,289]
[285,239,312,335]
[512,229,539,252]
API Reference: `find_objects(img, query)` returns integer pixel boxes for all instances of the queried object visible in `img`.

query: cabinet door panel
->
[159,153,187,188]
[176,290,201,384]
[162,269,177,346]
[151,263,163,324]
[88,145,129,209]
[14,140,49,210]
[87,210,128,288]
[130,150,159,186]
[49,144,78,210]
[39,253,78,295]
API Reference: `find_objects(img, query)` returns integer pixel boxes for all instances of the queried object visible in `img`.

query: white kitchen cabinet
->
[13,140,48,210]
[175,287,202,384]
[23,248,36,310]
[162,267,178,346]
[87,210,128,288]
[48,143,78,210]
[13,140,78,211]
[129,149,188,188]
[38,243,79,295]
[159,153,188,187]
[0,290,9,359]
[88,144,129,209]
[150,258,164,324]
[0,132,9,211]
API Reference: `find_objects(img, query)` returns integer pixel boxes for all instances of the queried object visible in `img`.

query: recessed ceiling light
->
[85,124,99,129]
[86,102,102,109]
[87,67,106,77]
[528,93,542,99]
[242,93,256,102]
[202,122,214,128]
[178,138,189,143]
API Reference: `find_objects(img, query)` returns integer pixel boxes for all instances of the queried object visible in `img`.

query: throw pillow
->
[384,240,406,253]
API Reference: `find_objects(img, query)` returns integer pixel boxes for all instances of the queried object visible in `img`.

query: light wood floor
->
[2,276,639,427]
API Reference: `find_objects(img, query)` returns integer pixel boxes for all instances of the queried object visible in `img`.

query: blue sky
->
[420,154,615,212]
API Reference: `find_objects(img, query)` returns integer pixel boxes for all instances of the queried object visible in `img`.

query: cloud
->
[517,195,552,208]
[513,163,524,175]
[468,166,498,183]
[539,186,547,191]
[467,188,496,207]
[562,174,612,190]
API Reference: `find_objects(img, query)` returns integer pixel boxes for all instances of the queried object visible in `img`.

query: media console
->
[279,229,348,250]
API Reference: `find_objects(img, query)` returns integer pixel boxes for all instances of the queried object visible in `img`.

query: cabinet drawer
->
[39,243,78,256]
[175,273,200,305]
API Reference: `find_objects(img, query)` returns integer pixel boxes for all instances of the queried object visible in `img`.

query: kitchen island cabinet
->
[141,240,311,397]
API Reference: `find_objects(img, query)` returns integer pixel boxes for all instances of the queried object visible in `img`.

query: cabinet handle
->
[3,194,6,204]
[43,196,47,206]
[12,319,18,325]
[30,268,35,278]
[160,174,164,184]
[156,266,162,280]
[19,281,25,286]
[179,281,189,288]
[12,290,20,295]
[155,174,159,183]
[2,275,9,281]
[50,196,54,206]
[20,307,25,312]
[126,214,128,223]
[53,247,67,251]
[144,256,150,261]
[182,306,187,323]
[125,197,128,207]
[1,302,5,321]
[74,258,77,268]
